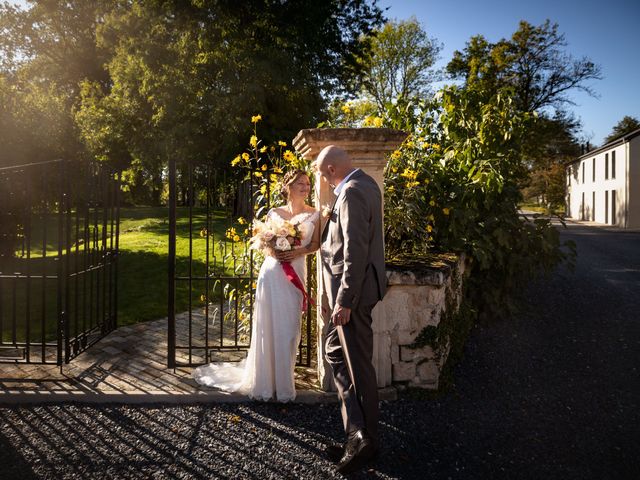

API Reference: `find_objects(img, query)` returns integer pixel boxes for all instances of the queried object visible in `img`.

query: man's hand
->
[331,304,352,326]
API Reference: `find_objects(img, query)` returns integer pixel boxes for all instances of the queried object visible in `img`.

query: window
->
[612,150,616,179]
[605,191,609,223]
[582,162,585,183]
[605,153,609,179]
[592,192,595,221]
[592,158,596,182]
[611,190,616,224]
[581,192,585,220]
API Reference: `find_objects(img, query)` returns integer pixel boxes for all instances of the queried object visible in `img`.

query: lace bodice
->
[267,209,319,250]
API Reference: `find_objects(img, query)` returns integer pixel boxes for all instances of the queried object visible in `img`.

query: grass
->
[117,206,249,326]
[518,202,566,216]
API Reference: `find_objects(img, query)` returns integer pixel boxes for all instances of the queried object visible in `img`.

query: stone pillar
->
[292,128,407,391]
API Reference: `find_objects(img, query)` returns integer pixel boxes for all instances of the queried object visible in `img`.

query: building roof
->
[567,127,640,165]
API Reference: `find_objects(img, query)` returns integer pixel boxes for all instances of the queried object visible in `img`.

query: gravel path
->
[1,222,638,479]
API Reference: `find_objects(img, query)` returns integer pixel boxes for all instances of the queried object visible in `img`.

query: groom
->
[317,145,386,474]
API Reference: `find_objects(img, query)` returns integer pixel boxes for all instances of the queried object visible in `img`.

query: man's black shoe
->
[336,430,377,474]
[325,442,345,463]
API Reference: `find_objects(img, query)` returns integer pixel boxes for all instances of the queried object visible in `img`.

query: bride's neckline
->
[271,208,316,222]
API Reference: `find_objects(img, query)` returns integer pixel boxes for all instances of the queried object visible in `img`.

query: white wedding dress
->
[193,209,319,402]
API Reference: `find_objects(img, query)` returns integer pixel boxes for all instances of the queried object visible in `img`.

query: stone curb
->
[0,387,397,406]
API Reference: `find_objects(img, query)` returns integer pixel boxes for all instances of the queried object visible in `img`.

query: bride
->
[193,169,320,401]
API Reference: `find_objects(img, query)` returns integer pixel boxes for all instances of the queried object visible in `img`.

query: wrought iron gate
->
[0,159,120,365]
[167,158,314,368]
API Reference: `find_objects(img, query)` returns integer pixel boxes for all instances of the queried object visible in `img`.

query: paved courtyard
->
[0,312,328,403]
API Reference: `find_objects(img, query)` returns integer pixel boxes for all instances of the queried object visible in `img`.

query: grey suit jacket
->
[321,169,386,309]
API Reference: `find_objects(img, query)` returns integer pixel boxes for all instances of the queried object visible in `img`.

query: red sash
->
[281,261,313,311]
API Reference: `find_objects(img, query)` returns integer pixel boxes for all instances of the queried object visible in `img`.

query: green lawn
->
[117,206,249,326]
[1,206,248,343]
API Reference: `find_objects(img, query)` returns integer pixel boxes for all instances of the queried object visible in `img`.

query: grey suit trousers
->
[324,300,379,444]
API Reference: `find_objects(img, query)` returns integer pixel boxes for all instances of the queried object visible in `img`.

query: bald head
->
[316,145,354,188]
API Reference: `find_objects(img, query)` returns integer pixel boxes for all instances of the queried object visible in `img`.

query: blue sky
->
[379,0,640,146]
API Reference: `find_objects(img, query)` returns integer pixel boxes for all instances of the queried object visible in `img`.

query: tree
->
[0,0,111,166]
[447,21,601,209]
[604,115,640,144]
[355,17,441,110]
[447,20,602,115]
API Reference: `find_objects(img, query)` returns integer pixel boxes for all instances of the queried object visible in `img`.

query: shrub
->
[384,87,575,320]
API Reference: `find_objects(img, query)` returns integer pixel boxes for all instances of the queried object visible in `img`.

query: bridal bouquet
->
[249,215,303,253]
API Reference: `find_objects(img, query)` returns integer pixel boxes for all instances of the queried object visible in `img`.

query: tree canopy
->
[355,16,441,110]
[447,20,602,115]
[0,0,384,177]
[604,115,640,144]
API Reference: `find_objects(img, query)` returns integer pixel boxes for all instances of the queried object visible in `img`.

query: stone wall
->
[372,253,467,390]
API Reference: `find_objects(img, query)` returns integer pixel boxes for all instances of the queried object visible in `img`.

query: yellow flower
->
[260,146,267,153]
[424,178,430,184]
[391,166,398,173]
[261,164,267,171]
[387,186,395,194]
[244,228,249,235]
[432,143,441,150]
[278,140,287,147]
[372,117,383,128]
[273,166,283,174]
[231,155,241,167]
[390,150,402,160]
[443,207,450,215]
[251,114,262,123]
[225,227,237,239]
[270,174,278,182]
[200,294,206,302]
[199,228,207,237]
[252,281,257,289]
[427,225,433,233]
[400,168,418,181]
[233,235,240,242]
[428,214,435,221]
[429,200,436,207]
[270,146,276,152]
[363,116,374,127]
[260,185,267,195]
[405,181,420,189]
[250,135,258,148]
[254,171,263,178]
[237,217,246,225]
[242,152,250,161]
[341,104,351,114]
[283,150,296,163]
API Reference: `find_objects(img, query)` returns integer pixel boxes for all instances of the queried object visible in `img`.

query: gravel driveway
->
[1,221,638,479]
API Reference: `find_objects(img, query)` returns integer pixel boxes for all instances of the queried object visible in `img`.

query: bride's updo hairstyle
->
[280,169,307,202]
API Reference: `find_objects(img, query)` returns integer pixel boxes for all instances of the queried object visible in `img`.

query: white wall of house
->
[627,135,640,228]
[566,132,639,228]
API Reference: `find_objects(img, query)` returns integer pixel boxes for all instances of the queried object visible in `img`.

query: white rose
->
[275,236,291,251]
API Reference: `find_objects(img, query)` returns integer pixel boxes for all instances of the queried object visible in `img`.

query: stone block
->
[397,329,416,345]
[416,360,440,385]
[392,361,416,383]
[400,344,435,363]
